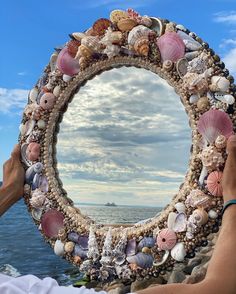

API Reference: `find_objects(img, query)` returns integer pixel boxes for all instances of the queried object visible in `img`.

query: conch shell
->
[128,25,151,56]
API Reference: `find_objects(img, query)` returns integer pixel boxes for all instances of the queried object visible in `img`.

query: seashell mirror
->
[19,8,236,283]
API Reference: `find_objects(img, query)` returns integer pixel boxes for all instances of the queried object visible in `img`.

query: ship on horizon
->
[105,202,117,207]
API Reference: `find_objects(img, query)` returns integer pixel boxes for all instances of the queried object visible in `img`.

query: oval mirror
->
[57,67,191,225]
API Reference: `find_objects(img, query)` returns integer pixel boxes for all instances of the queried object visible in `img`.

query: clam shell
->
[137,237,155,250]
[54,239,65,256]
[50,52,58,72]
[68,232,79,243]
[31,208,43,221]
[156,229,177,251]
[157,32,185,62]
[126,252,153,269]
[149,17,164,36]
[177,31,202,51]
[167,212,177,230]
[176,58,188,77]
[172,213,187,233]
[174,202,186,213]
[126,239,137,256]
[171,242,186,262]
[29,87,39,103]
[41,209,64,238]
[153,250,169,267]
[56,47,80,76]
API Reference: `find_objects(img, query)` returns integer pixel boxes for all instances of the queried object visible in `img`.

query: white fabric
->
[0,273,108,294]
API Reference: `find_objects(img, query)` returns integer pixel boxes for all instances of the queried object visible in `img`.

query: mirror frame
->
[19,10,236,283]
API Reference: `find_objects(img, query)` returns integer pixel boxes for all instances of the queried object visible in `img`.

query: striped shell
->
[156,228,177,251]
[81,36,102,52]
[157,32,185,62]
[191,208,208,226]
[92,18,112,36]
[206,171,223,197]
[128,25,151,47]
[126,252,153,269]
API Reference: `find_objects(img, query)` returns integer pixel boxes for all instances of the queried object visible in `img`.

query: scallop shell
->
[197,109,233,144]
[56,47,80,76]
[137,237,155,250]
[67,39,81,58]
[210,76,230,92]
[157,32,185,62]
[126,253,153,269]
[117,18,137,32]
[156,228,177,251]
[185,189,211,209]
[177,31,202,51]
[41,209,64,238]
[54,239,65,256]
[110,10,129,24]
[93,18,112,36]
[126,239,137,256]
[149,17,164,36]
[206,171,223,197]
[171,242,186,262]
[191,208,208,226]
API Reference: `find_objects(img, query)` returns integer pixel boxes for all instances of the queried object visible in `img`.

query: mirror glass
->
[57,67,191,225]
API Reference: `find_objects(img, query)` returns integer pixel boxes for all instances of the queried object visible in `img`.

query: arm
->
[0,145,25,216]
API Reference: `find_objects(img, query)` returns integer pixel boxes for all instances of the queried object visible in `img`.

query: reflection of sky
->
[57,67,191,207]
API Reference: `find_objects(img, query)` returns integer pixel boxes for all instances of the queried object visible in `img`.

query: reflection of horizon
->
[57,67,191,207]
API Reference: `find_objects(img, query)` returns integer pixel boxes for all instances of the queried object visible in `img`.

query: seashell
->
[63,74,72,82]
[41,209,64,238]
[31,208,43,221]
[71,32,87,41]
[140,16,152,27]
[167,212,177,230]
[67,39,81,58]
[137,237,155,250]
[127,8,142,22]
[185,189,211,209]
[163,60,174,71]
[74,244,88,259]
[53,85,61,97]
[171,242,186,262]
[176,24,186,31]
[165,22,176,32]
[78,56,88,70]
[210,76,230,93]
[176,58,188,77]
[32,105,43,120]
[133,37,149,56]
[39,93,56,110]
[157,32,185,62]
[64,241,75,253]
[37,119,46,130]
[68,232,79,243]
[93,18,112,36]
[24,103,39,117]
[191,208,208,226]
[30,194,46,209]
[185,51,200,61]
[142,247,151,254]
[128,25,151,47]
[24,119,36,136]
[21,143,32,167]
[156,229,177,251]
[208,209,218,219]
[77,44,93,59]
[177,31,202,51]
[117,18,137,32]
[25,162,43,184]
[54,239,65,256]
[19,123,27,136]
[114,254,126,266]
[110,9,129,23]
[189,94,199,104]
[56,47,80,76]
[153,250,169,267]
[201,146,225,170]
[50,52,58,72]
[26,142,40,162]
[149,17,164,36]
[215,135,227,149]
[126,252,153,269]
[197,96,209,111]
[174,202,186,213]
[173,213,187,233]
[182,72,208,95]
[206,171,223,197]
[223,94,235,105]
[29,87,38,103]
[78,235,89,250]
[81,36,102,52]
[74,256,82,264]
[38,175,48,193]
[197,109,233,144]
[103,44,120,58]
[126,239,137,256]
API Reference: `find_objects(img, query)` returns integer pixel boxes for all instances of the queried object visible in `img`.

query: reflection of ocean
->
[0,200,161,284]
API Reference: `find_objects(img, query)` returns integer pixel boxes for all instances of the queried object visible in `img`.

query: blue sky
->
[1,0,236,206]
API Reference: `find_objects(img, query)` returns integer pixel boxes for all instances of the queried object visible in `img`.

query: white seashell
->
[31,208,43,221]
[54,239,65,256]
[173,213,187,233]
[63,74,72,82]
[208,210,218,219]
[72,32,87,41]
[174,202,186,213]
[176,24,186,31]
[177,31,202,51]
[223,94,235,105]
[189,94,199,104]
[185,51,200,61]
[25,119,36,136]
[167,212,177,230]
[171,242,186,262]
[53,85,61,97]
[50,52,58,72]
[19,123,27,136]
[210,76,230,92]
[153,250,169,267]
[37,120,46,129]
[29,87,39,103]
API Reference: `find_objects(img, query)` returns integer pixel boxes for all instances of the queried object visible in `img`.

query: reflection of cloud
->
[213,11,236,24]
[57,67,191,206]
[0,87,28,114]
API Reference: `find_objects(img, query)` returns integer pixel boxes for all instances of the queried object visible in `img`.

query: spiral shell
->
[133,37,149,56]
[81,36,102,53]
[128,25,151,47]
[163,60,174,71]
[156,228,177,251]
[191,208,208,226]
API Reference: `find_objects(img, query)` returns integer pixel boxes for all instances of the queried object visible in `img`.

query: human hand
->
[1,144,25,203]
[222,135,236,203]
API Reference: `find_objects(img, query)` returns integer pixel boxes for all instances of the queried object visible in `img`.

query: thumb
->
[11,144,21,160]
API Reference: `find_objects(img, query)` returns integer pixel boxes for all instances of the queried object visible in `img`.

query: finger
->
[226,135,236,153]
[11,144,21,160]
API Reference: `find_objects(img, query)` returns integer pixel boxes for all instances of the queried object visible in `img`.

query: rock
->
[86,281,100,289]
[167,270,186,284]
[183,265,207,284]
[108,286,124,294]
[106,283,126,293]
[131,277,164,292]
[183,257,202,275]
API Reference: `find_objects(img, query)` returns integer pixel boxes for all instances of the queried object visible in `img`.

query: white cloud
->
[223,47,236,75]
[17,71,27,76]
[0,88,28,114]
[214,11,236,24]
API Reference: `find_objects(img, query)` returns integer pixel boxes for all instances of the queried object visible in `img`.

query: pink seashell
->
[157,32,185,62]
[41,209,64,238]
[206,171,223,197]
[197,109,233,144]
[156,228,177,251]
[56,47,80,76]
[26,142,40,161]
[185,189,211,209]
[40,93,56,110]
